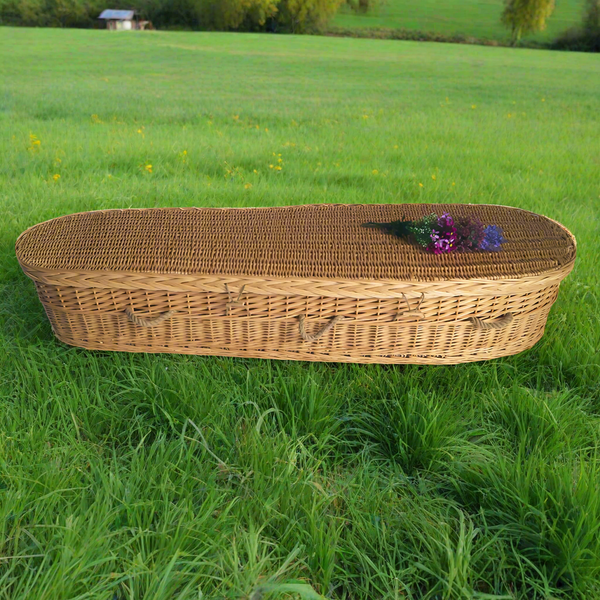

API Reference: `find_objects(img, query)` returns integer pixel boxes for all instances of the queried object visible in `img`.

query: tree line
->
[0,0,348,32]
[0,0,598,51]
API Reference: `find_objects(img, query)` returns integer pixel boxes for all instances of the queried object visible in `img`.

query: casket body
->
[16,204,576,364]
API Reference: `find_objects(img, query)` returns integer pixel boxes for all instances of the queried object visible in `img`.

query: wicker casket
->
[16,204,576,364]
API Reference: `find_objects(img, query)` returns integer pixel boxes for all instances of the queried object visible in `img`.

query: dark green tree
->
[583,0,600,31]
[276,0,344,33]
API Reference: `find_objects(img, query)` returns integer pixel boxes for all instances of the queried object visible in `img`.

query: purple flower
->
[429,226,457,254]
[480,225,506,251]
[437,212,454,228]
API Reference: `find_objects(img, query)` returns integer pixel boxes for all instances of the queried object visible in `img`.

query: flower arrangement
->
[363,212,506,254]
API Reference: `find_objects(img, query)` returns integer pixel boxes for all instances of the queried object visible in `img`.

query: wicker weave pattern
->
[17,204,575,280]
[34,283,559,322]
[42,305,551,364]
[20,264,572,299]
[16,204,576,364]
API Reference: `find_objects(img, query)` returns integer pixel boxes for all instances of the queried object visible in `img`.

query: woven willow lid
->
[17,204,575,285]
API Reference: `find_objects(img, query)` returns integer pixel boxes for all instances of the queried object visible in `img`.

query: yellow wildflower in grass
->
[224,162,241,179]
[362,115,369,119]
[431,174,436,180]
[274,166,282,171]
[471,105,477,109]
[28,134,41,152]
[264,128,269,132]
[244,183,252,189]
[55,157,62,164]
[144,163,153,174]
[419,183,424,187]
[372,169,379,175]
[91,114,102,124]
[233,115,239,120]
[269,164,274,169]
[253,169,258,174]
[52,174,60,181]
[452,182,456,186]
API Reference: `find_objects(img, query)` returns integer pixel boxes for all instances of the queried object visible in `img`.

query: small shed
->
[99,9,149,30]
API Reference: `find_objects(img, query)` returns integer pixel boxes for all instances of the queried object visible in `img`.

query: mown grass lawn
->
[1,27,600,599]
[332,0,584,42]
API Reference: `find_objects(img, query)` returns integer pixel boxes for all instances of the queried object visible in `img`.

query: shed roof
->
[99,9,135,19]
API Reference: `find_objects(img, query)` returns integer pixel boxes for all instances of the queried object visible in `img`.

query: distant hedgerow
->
[0,0,344,31]
[551,0,600,52]
[193,0,278,30]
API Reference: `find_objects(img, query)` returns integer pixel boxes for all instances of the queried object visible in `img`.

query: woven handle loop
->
[469,313,514,331]
[125,308,176,328]
[299,315,343,342]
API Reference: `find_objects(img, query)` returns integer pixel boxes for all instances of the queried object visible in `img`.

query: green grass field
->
[333,0,584,42]
[2,27,600,599]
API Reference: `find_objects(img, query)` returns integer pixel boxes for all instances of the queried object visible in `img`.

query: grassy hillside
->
[333,0,585,41]
[1,27,600,598]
